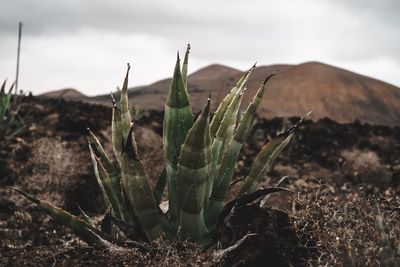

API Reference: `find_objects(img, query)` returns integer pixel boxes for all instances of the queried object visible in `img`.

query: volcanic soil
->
[0,96,399,266]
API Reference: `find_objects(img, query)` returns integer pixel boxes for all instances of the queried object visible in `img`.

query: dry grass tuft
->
[291,178,400,265]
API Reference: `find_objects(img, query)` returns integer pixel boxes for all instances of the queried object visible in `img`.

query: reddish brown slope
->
[250,62,400,126]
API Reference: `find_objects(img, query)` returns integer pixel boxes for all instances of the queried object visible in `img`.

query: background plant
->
[0,80,25,149]
[14,45,307,248]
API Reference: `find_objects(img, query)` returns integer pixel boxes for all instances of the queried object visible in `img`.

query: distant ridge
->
[40,88,88,100]
[42,62,400,126]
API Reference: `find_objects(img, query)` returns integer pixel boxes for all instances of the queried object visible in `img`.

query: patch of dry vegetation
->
[291,178,400,265]
[1,235,212,266]
[341,149,391,184]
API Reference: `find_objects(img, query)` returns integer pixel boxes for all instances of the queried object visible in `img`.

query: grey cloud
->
[0,1,226,36]
[333,0,400,26]
[0,0,399,93]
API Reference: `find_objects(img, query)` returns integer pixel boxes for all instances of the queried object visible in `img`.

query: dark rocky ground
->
[0,96,399,266]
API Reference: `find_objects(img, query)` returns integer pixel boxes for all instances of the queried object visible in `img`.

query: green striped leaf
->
[213,73,276,193]
[239,111,311,195]
[216,90,243,161]
[120,63,132,136]
[238,133,292,195]
[89,143,112,208]
[153,166,167,206]
[111,94,124,164]
[233,73,276,143]
[121,125,161,240]
[205,138,243,228]
[87,128,115,173]
[207,91,243,200]
[163,53,193,223]
[175,98,211,242]
[89,144,128,221]
[182,44,191,90]
[12,187,111,247]
[209,64,255,138]
[77,205,93,225]
[87,129,128,220]
[205,74,276,226]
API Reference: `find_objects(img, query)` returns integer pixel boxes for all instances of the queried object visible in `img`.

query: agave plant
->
[0,80,24,148]
[14,45,307,247]
[0,80,13,133]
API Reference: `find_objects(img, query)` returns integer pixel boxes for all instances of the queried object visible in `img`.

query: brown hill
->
[40,88,88,100]
[65,62,400,126]
[250,62,400,126]
[103,62,400,125]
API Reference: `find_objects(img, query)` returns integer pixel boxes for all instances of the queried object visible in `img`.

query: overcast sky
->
[1,0,399,96]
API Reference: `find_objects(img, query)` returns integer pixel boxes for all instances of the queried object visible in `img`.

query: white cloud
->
[1,30,193,95]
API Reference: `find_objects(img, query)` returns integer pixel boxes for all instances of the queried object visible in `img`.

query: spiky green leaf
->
[111,94,124,164]
[153,166,167,206]
[209,64,255,138]
[120,63,132,135]
[207,91,243,200]
[239,133,293,195]
[205,74,276,226]
[175,98,211,241]
[163,54,193,222]
[89,144,111,207]
[121,125,161,240]
[89,144,129,221]
[77,205,94,225]
[12,187,111,247]
[237,112,311,195]
[182,44,191,90]
[87,130,128,221]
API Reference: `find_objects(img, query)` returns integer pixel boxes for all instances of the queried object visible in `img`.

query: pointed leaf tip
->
[177,51,180,61]
[1,79,6,93]
[242,62,257,78]
[10,187,40,204]
[263,72,277,85]
[110,93,117,106]
[125,63,131,79]
[205,96,211,113]
[296,111,312,125]
[187,43,191,51]
[284,111,311,135]
[198,96,211,122]
[9,82,15,93]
